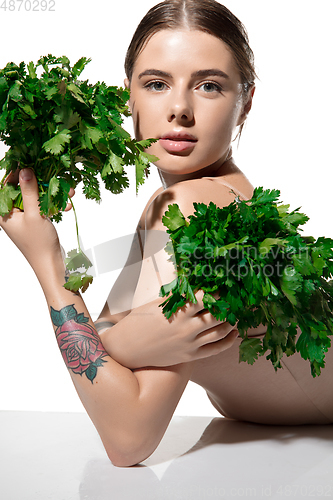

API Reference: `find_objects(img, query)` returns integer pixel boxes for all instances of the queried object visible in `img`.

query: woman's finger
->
[19,169,40,216]
[184,289,205,313]
[196,329,239,359]
[196,322,237,345]
[64,188,75,212]
[64,202,73,212]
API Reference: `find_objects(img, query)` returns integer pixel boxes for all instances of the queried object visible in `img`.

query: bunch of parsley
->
[0,55,156,292]
[160,188,333,377]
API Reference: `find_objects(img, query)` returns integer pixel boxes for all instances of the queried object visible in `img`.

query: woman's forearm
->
[0,169,235,466]
[0,168,191,467]
[37,260,192,466]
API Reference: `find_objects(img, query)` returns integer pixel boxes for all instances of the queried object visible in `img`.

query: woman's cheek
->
[211,107,241,144]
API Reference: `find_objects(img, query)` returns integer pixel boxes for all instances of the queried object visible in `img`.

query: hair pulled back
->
[125,0,256,95]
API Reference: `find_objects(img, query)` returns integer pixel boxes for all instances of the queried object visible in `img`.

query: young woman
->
[1,0,332,467]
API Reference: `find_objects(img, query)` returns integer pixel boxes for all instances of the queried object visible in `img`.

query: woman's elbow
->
[103,434,157,468]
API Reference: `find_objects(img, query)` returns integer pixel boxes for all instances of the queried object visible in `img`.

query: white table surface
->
[1,411,332,499]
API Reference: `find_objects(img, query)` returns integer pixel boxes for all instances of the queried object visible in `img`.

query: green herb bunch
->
[160,188,333,377]
[0,55,157,292]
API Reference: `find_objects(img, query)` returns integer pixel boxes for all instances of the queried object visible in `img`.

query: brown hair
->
[125,0,256,96]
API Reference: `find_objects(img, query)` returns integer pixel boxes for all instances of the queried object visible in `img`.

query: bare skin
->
[1,29,332,468]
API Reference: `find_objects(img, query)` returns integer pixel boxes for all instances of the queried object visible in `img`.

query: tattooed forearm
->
[50,305,108,383]
[95,321,115,333]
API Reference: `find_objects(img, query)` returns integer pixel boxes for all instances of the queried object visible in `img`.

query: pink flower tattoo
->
[51,305,108,383]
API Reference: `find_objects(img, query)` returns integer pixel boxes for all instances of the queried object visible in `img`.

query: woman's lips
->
[159,134,197,153]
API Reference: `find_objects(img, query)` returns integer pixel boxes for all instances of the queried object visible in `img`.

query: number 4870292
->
[0,0,55,11]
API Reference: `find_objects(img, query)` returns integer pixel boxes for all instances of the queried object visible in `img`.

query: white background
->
[0,0,332,415]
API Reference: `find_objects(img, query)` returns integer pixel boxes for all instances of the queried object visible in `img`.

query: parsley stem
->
[0,173,6,187]
[260,301,271,324]
[69,195,81,253]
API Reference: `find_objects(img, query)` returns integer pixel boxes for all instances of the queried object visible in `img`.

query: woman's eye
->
[199,82,223,93]
[145,81,167,92]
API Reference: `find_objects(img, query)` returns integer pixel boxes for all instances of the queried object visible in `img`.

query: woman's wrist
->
[33,252,68,298]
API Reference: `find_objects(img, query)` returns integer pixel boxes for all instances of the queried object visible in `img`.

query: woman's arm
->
[99,179,240,369]
[0,169,237,466]
[95,187,164,329]
[94,230,143,328]
[0,169,194,466]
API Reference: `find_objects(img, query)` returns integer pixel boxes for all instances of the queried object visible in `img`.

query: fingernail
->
[20,169,33,181]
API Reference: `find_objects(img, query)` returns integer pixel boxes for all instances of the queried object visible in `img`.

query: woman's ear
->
[124,78,130,89]
[237,85,255,127]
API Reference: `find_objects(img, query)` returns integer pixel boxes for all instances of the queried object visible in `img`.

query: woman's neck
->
[158,151,234,189]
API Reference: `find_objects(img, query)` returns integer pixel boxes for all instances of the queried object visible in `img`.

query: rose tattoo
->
[51,305,108,383]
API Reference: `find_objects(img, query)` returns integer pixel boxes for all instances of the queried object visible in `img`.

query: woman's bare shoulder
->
[144,170,254,231]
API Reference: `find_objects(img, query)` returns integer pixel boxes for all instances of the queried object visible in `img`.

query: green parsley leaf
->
[239,337,263,364]
[0,55,157,293]
[0,183,20,216]
[43,129,71,155]
[160,188,333,377]
[162,204,187,231]
[64,248,92,271]
[64,272,94,294]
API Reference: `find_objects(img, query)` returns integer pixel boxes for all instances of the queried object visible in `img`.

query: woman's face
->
[127,29,250,177]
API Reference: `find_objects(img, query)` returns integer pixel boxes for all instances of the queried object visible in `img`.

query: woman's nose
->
[167,91,194,124]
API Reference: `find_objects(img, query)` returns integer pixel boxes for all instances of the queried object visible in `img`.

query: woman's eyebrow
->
[137,68,230,80]
[138,69,172,79]
[192,69,230,80]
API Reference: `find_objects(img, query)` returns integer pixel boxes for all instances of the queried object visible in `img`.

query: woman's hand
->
[99,291,239,369]
[0,169,64,276]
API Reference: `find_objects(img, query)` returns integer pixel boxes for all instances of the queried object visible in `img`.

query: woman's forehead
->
[132,29,240,80]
